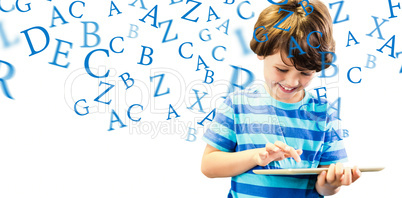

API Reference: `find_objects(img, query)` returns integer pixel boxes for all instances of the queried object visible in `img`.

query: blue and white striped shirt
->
[203,85,347,198]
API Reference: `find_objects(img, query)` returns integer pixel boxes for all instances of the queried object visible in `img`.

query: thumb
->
[316,171,327,187]
[259,151,268,160]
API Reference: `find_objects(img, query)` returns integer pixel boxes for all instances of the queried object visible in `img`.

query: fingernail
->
[357,169,361,176]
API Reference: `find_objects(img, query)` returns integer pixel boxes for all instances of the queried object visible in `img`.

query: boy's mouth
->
[278,83,297,93]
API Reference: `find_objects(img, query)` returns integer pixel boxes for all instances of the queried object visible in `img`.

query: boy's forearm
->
[201,148,263,178]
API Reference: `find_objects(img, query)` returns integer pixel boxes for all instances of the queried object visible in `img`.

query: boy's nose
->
[285,77,299,88]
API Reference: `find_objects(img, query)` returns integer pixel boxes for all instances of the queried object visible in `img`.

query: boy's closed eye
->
[275,67,313,76]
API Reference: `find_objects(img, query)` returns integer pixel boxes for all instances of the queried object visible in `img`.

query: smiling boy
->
[201,0,361,197]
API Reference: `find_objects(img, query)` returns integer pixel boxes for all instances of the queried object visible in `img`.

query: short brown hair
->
[250,0,335,72]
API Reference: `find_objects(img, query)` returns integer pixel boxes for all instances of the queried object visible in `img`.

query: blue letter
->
[328,97,341,120]
[150,74,170,97]
[267,0,288,5]
[170,0,183,5]
[234,28,252,55]
[159,19,178,43]
[167,104,180,120]
[84,49,110,78]
[199,28,211,42]
[0,60,15,99]
[185,128,197,142]
[207,6,220,22]
[377,35,396,58]
[94,81,115,105]
[50,6,69,28]
[212,45,226,61]
[0,21,19,48]
[109,110,127,131]
[307,31,322,48]
[216,19,230,35]
[319,52,338,78]
[224,65,255,98]
[347,67,361,84]
[273,8,293,31]
[388,0,401,18]
[329,1,349,24]
[253,26,268,43]
[196,55,209,71]
[49,39,73,68]
[343,129,349,138]
[179,42,193,59]
[127,104,142,122]
[204,69,214,84]
[119,72,134,89]
[139,5,158,28]
[69,1,85,18]
[0,1,15,12]
[314,87,327,105]
[298,0,314,16]
[346,31,359,47]
[110,36,124,53]
[197,109,216,126]
[128,24,139,38]
[298,103,322,122]
[20,26,50,56]
[128,0,147,10]
[365,54,376,69]
[81,21,100,48]
[187,89,207,113]
[224,0,235,5]
[237,1,254,20]
[109,1,122,17]
[16,0,31,12]
[74,99,89,116]
[138,45,153,65]
[366,16,388,40]
[288,36,306,58]
[181,0,201,22]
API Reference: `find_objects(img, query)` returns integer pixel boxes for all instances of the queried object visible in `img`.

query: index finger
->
[274,141,301,162]
[274,141,290,152]
[352,166,361,183]
[288,147,301,162]
[265,142,280,152]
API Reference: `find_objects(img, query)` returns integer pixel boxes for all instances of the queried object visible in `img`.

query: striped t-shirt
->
[202,85,347,198]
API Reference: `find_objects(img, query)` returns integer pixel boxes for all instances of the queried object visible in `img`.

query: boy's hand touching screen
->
[254,141,302,166]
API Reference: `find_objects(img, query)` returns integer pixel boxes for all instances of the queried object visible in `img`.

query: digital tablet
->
[253,167,385,175]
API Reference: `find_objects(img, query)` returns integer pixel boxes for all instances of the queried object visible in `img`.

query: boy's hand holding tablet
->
[315,163,361,195]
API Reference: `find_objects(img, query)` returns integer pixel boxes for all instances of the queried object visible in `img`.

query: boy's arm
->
[315,163,361,196]
[201,142,302,178]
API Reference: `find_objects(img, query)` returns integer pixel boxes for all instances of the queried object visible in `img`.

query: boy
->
[201,0,361,197]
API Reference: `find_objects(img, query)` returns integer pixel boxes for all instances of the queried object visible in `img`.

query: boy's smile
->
[258,52,316,103]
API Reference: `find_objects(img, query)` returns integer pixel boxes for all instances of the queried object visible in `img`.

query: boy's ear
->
[257,55,264,60]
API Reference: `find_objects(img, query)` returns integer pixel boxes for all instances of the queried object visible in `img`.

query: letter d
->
[20,26,50,56]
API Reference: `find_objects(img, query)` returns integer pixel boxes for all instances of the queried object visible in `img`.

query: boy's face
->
[258,52,316,103]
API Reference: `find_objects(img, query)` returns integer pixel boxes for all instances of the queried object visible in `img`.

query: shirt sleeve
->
[319,109,348,166]
[202,94,237,152]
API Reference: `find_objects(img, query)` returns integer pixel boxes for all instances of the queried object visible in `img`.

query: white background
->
[0,0,401,197]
